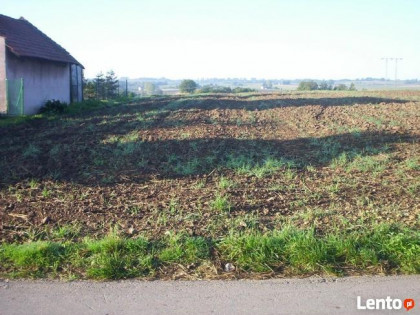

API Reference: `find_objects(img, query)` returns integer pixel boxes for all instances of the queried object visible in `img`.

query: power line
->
[381,57,403,83]
[393,58,403,82]
[381,57,391,80]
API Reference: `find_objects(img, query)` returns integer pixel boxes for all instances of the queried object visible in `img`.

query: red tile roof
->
[0,14,83,67]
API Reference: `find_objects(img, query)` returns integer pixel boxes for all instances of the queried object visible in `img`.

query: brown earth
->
[0,91,419,242]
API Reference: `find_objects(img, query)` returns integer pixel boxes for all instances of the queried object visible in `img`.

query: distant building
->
[0,14,83,115]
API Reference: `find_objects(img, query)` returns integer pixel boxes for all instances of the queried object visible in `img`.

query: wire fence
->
[6,78,24,115]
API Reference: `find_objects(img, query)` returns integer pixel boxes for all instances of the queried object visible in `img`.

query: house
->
[0,14,83,115]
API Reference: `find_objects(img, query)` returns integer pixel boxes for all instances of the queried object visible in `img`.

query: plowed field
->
[1,91,419,243]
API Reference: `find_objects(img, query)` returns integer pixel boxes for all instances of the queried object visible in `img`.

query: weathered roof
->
[0,14,83,67]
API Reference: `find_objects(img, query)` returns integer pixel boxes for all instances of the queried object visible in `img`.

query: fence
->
[6,78,24,115]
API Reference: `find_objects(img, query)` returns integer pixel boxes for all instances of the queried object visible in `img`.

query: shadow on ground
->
[0,129,417,187]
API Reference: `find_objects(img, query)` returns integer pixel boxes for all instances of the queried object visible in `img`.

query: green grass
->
[219,224,419,274]
[0,223,418,279]
[0,98,138,127]
[218,176,234,189]
[211,194,231,212]
[22,144,41,159]
[225,154,297,178]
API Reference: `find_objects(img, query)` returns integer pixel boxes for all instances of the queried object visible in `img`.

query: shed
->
[0,14,83,115]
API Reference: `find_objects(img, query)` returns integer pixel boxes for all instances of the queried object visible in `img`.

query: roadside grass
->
[0,223,418,279]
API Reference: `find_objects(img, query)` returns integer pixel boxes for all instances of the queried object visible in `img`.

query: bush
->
[349,83,357,91]
[197,86,256,94]
[233,87,256,93]
[198,85,231,93]
[297,80,319,91]
[334,84,348,91]
[38,99,68,114]
[318,81,333,90]
[179,80,198,93]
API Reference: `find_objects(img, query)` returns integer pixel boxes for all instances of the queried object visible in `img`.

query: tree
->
[262,80,273,89]
[83,78,96,100]
[349,83,357,91]
[94,72,106,99]
[105,70,119,99]
[334,84,348,91]
[179,79,198,93]
[143,82,162,96]
[318,80,332,90]
[297,80,318,91]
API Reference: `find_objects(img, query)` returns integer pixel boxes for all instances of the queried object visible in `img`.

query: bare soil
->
[0,91,419,242]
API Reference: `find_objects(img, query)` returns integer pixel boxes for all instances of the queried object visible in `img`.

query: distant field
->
[0,90,419,279]
[240,82,420,92]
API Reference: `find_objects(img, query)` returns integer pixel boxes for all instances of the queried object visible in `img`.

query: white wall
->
[6,51,70,115]
[0,37,6,114]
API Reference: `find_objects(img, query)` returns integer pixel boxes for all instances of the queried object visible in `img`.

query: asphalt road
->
[0,276,419,315]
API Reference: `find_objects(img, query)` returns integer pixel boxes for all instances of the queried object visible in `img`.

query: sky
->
[2,0,419,80]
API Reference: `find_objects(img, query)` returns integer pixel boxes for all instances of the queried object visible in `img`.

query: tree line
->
[84,70,126,100]
[297,80,357,91]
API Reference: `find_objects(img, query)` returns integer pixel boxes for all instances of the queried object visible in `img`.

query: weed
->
[29,179,38,189]
[404,158,420,171]
[218,176,233,189]
[126,206,141,215]
[193,180,206,189]
[169,199,178,214]
[174,158,200,175]
[50,224,81,241]
[23,144,41,159]
[211,194,231,212]
[42,188,51,198]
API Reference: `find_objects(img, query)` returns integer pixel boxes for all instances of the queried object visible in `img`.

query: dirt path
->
[1,276,418,314]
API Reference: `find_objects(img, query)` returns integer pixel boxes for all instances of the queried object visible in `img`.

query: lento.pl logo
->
[357,296,415,311]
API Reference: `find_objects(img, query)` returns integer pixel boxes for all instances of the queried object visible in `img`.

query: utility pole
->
[381,57,391,80]
[393,58,403,82]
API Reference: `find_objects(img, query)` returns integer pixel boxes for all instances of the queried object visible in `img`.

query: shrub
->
[198,85,231,93]
[318,81,333,90]
[297,80,319,91]
[39,99,68,114]
[232,87,256,93]
[334,84,348,91]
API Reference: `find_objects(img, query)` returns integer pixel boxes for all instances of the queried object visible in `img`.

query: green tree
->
[105,70,119,99]
[334,84,348,91]
[297,80,318,91]
[94,72,106,99]
[349,83,357,91]
[143,82,162,95]
[83,78,96,99]
[262,80,273,89]
[318,80,332,90]
[179,79,198,93]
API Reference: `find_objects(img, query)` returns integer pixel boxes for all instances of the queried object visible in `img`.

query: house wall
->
[6,51,70,114]
[0,37,6,114]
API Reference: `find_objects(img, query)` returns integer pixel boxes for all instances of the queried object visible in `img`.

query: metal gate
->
[6,78,24,115]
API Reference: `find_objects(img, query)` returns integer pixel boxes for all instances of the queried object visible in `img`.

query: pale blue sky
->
[2,0,419,79]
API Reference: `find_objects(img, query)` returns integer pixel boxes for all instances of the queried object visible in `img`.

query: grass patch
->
[225,154,297,178]
[218,224,419,274]
[210,194,231,212]
[0,223,418,279]
[0,98,138,127]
